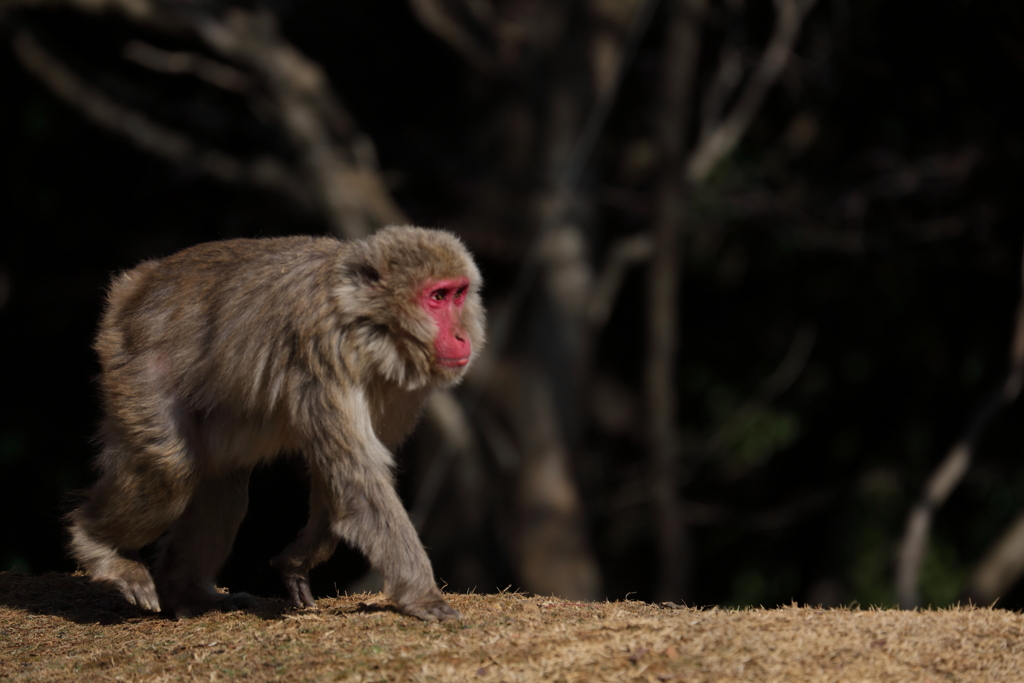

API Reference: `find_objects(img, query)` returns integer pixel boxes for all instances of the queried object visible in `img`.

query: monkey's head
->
[339,226,486,389]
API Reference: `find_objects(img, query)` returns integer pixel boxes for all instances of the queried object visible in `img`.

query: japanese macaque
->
[68,226,485,621]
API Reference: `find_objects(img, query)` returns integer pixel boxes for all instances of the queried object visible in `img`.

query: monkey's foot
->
[161,590,257,619]
[69,523,161,612]
[278,571,317,609]
[395,595,461,622]
[92,557,161,612]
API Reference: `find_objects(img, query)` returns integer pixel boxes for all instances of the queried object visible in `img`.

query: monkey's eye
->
[455,286,467,301]
[430,289,448,302]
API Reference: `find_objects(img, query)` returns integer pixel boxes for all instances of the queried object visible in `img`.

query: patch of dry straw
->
[2,572,1022,682]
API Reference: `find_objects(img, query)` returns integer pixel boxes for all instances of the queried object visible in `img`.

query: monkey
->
[67,226,485,621]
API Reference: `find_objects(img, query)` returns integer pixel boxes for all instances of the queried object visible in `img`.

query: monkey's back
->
[95,236,352,417]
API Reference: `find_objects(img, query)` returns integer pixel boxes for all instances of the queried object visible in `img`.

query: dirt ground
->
[2,572,1023,682]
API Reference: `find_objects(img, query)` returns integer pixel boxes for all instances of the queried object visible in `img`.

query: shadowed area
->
[0,571,291,625]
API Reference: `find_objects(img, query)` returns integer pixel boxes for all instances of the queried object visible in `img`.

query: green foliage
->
[705,387,801,478]
[847,522,897,608]
[919,539,968,608]
[0,432,27,465]
[729,565,801,608]
[2,553,31,575]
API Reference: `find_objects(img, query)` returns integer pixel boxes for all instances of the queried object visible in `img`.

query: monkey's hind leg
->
[153,469,256,618]
[270,472,342,610]
[68,442,197,613]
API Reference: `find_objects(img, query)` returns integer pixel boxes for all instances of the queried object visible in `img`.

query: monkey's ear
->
[347,261,382,286]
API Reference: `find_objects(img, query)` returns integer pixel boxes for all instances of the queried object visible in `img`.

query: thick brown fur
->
[68,226,485,621]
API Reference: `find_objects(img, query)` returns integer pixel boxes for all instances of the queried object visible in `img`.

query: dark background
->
[3,0,1024,609]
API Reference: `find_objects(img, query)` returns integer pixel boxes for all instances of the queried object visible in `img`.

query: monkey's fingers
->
[114,578,161,613]
[399,598,462,622]
[282,574,317,609]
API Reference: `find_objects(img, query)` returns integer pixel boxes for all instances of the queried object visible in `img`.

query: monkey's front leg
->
[348,466,461,622]
[272,450,459,622]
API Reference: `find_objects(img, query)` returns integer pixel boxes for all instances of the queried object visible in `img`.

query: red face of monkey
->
[420,277,472,368]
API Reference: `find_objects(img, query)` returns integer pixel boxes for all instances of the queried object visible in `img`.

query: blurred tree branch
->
[647,0,817,602]
[123,40,252,93]
[12,29,314,209]
[4,0,405,238]
[897,238,1024,608]
[191,7,406,237]
[406,0,821,601]
[588,233,655,328]
[483,359,603,600]
[647,0,705,603]
[968,510,1024,605]
[688,0,818,183]
[406,0,496,73]
[407,0,661,598]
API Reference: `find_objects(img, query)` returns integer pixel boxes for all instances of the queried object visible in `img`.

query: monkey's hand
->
[270,551,319,608]
[394,593,462,622]
[279,570,318,609]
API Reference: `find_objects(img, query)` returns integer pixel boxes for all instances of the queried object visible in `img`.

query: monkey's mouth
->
[438,356,471,368]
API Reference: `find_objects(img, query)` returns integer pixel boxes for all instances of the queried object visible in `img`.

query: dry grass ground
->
[2,572,1024,682]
